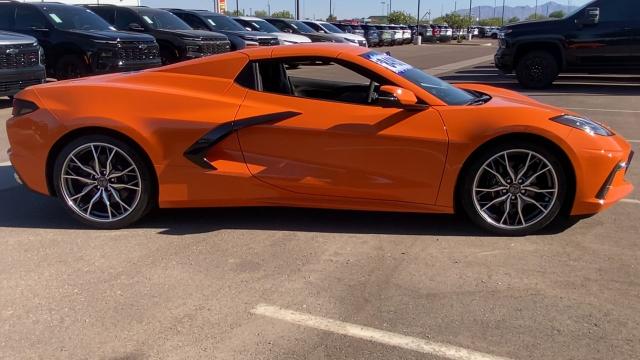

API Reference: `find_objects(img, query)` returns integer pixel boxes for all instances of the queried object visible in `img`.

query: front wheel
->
[460,142,567,236]
[53,135,154,229]
[516,51,559,89]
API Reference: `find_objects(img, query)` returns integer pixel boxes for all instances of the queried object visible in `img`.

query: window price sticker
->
[362,52,413,74]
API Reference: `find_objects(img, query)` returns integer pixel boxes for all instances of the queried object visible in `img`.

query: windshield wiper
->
[466,94,491,106]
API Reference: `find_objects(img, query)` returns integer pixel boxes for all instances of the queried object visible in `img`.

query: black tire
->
[459,141,567,236]
[55,55,87,80]
[515,51,559,89]
[53,134,154,229]
[160,47,178,65]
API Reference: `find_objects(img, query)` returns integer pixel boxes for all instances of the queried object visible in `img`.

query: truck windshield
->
[136,9,192,30]
[320,22,345,34]
[43,6,114,31]
[290,21,316,34]
[240,19,280,33]
[202,15,245,31]
[361,51,476,105]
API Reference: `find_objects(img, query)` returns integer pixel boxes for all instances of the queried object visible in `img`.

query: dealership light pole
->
[501,0,505,25]
[295,0,300,19]
[535,0,538,19]
[236,0,239,15]
[468,0,472,23]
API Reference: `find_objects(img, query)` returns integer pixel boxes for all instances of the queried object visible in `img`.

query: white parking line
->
[251,304,512,360]
[565,107,640,114]
[0,161,11,166]
[621,199,640,205]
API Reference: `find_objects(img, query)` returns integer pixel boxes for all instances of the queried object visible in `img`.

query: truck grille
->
[0,44,40,70]
[0,78,43,93]
[257,38,279,46]
[117,41,160,63]
[200,41,231,55]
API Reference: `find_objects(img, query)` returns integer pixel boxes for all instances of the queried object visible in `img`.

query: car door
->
[13,5,53,58]
[234,58,449,205]
[567,0,636,69]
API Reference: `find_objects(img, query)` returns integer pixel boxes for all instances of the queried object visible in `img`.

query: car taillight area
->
[12,98,39,117]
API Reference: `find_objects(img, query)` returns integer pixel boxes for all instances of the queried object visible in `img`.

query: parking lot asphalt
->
[1,44,639,360]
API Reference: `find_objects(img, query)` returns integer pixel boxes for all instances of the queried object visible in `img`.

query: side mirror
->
[283,28,293,33]
[244,27,253,31]
[129,23,144,31]
[378,85,426,110]
[577,7,599,25]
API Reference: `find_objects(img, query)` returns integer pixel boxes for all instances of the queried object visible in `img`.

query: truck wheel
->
[516,51,558,89]
[55,55,87,80]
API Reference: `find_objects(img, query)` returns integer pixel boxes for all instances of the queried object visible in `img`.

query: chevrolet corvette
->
[6,44,634,235]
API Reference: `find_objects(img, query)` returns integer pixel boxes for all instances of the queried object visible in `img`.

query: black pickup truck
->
[495,0,640,88]
[0,2,161,80]
[0,31,45,97]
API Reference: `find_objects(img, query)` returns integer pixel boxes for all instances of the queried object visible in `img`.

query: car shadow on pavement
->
[440,65,640,96]
[0,182,579,237]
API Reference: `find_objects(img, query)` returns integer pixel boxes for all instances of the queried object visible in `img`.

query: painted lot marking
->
[251,304,513,360]
[621,199,640,205]
[565,107,640,114]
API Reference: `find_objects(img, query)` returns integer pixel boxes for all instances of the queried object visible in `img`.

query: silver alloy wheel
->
[472,149,558,230]
[60,143,142,223]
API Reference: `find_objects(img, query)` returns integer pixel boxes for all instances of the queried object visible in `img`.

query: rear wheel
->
[516,51,559,89]
[461,142,567,236]
[53,135,153,229]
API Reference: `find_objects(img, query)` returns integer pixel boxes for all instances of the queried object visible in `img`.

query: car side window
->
[594,0,636,22]
[115,8,140,30]
[269,20,288,32]
[15,6,48,30]
[304,22,322,32]
[239,59,394,106]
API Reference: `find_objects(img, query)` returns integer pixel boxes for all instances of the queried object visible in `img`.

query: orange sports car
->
[6,44,634,235]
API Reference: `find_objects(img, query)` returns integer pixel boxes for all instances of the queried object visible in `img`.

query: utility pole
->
[236,0,239,15]
[389,0,392,14]
[535,0,538,19]
[268,1,271,16]
[329,0,332,19]
[454,1,457,12]
[468,0,472,23]
[501,0,505,25]
[494,0,496,17]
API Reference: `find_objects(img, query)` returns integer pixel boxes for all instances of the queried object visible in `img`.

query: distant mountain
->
[454,1,579,20]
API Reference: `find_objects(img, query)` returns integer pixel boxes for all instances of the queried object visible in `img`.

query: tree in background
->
[507,16,520,24]
[478,17,502,26]
[387,10,416,25]
[526,13,547,21]
[271,10,294,19]
[548,10,565,19]
[254,10,268,18]
[327,14,337,22]
[431,16,445,25]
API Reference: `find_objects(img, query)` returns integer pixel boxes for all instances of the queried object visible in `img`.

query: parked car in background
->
[166,10,278,50]
[86,5,230,65]
[0,2,160,79]
[417,24,439,43]
[436,25,453,42]
[264,18,344,44]
[332,23,365,38]
[487,26,500,39]
[496,0,640,88]
[0,31,45,97]
[302,21,367,47]
[398,25,412,44]
[233,16,312,45]
[374,25,395,46]
[359,24,382,47]
[387,25,404,45]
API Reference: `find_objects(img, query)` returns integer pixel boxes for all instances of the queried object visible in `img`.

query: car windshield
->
[320,22,344,33]
[202,15,245,31]
[136,9,191,30]
[242,18,280,33]
[361,51,476,106]
[42,6,114,31]
[290,21,316,34]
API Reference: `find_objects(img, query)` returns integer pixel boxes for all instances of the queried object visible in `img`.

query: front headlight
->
[551,115,613,136]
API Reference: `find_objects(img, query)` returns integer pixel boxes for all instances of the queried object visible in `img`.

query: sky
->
[142,0,592,19]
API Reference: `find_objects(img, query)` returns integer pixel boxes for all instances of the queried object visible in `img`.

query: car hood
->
[455,83,571,116]
[273,32,312,43]
[0,31,37,45]
[335,32,366,41]
[152,29,228,41]
[503,18,565,33]
[65,29,155,42]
